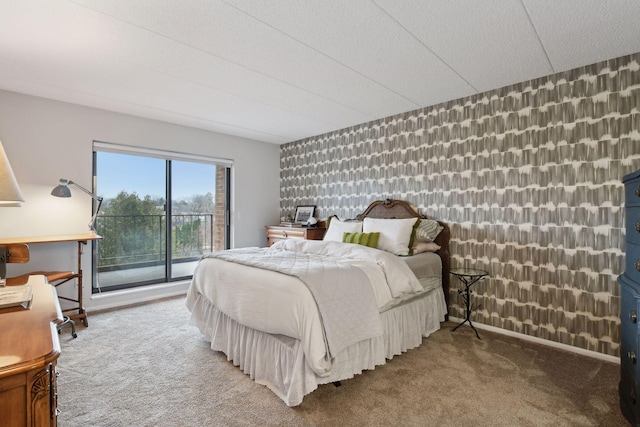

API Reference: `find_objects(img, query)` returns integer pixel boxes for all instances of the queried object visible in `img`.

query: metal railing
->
[95,213,214,272]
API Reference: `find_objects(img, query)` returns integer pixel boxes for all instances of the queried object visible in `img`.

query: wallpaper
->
[280,53,640,357]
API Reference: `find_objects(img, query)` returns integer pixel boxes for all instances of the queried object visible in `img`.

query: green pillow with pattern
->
[342,231,380,248]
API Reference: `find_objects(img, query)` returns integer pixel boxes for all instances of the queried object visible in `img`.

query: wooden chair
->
[1,243,78,338]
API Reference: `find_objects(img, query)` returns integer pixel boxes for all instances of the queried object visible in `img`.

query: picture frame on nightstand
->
[294,205,315,224]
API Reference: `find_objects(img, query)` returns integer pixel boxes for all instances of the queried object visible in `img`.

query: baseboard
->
[84,292,620,364]
[448,316,620,364]
[86,280,190,312]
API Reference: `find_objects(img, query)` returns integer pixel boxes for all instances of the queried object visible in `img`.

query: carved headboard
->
[356,199,451,312]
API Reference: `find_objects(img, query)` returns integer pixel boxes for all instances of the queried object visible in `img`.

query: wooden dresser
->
[620,168,640,426]
[265,225,326,247]
[0,276,63,427]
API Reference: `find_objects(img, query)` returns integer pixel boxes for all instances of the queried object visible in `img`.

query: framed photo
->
[294,205,315,224]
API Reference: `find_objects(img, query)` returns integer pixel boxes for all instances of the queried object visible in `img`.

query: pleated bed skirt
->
[188,287,447,406]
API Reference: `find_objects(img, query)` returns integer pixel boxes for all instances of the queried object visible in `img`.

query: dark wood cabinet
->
[0,276,62,427]
[620,168,640,426]
[265,225,326,247]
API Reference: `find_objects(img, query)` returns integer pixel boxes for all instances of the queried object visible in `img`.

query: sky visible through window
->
[96,152,216,201]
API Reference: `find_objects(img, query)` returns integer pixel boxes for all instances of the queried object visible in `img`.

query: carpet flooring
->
[56,296,628,426]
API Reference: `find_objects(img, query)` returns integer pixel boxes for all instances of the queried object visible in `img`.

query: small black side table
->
[451,267,488,339]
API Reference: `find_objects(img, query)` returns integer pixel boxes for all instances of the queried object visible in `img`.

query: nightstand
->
[265,225,326,247]
[451,267,488,339]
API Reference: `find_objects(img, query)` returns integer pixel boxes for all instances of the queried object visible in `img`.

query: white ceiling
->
[1,0,639,145]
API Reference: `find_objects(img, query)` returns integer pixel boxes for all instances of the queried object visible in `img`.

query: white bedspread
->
[185,240,425,375]
[204,245,382,360]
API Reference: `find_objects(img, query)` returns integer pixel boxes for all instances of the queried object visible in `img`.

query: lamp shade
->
[51,180,72,197]
[0,140,25,205]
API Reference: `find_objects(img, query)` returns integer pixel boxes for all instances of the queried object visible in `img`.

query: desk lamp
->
[0,140,25,282]
[51,179,104,231]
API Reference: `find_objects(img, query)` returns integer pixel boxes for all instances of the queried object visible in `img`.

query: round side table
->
[450,267,488,339]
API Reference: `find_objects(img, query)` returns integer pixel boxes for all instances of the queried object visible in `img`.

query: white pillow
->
[412,241,441,254]
[323,217,363,242]
[363,217,418,256]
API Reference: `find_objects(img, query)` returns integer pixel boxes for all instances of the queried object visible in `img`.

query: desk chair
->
[1,243,78,338]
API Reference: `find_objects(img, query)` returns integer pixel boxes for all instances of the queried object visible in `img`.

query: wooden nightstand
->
[265,225,326,247]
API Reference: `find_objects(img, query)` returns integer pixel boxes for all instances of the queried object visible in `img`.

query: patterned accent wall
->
[280,53,640,357]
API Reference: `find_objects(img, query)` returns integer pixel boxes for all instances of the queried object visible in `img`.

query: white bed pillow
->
[362,217,419,256]
[323,216,363,242]
[412,241,441,254]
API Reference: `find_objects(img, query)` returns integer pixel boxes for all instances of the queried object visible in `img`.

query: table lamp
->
[0,140,25,282]
[0,140,24,207]
[51,179,104,231]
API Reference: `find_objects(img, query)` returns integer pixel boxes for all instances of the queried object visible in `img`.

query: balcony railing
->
[95,213,214,273]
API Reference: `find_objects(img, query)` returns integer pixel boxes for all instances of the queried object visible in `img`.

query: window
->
[92,142,231,292]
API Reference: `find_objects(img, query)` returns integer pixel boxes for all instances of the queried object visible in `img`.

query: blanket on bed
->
[206,246,383,360]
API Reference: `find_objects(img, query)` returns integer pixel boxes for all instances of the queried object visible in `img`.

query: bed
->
[186,199,450,406]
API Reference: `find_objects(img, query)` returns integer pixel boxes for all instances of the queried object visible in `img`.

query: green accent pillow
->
[343,231,380,248]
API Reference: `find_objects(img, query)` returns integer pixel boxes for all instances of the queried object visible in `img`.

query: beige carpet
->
[56,296,627,427]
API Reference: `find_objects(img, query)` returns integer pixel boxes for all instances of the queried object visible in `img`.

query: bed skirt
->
[188,288,447,406]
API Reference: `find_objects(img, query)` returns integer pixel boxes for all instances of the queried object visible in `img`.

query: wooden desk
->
[0,233,101,327]
[0,275,63,426]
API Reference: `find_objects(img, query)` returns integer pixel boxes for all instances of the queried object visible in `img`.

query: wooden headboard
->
[356,199,451,313]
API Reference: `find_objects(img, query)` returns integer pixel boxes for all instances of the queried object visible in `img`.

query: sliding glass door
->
[93,143,231,292]
[170,160,221,280]
[94,151,167,288]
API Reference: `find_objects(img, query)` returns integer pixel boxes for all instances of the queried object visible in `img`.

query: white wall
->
[0,90,281,310]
